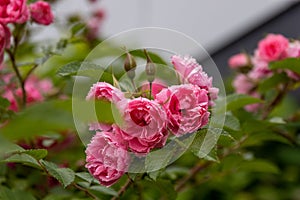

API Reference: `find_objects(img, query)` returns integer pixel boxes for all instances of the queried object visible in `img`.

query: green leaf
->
[57,61,111,80]
[70,23,86,36]
[0,186,37,200]
[226,94,262,111]
[75,172,94,184]
[238,159,280,174]
[269,57,300,74]
[0,97,10,109]
[145,133,195,172]
[0,135,23,160]
[2,154,41,169]
[190,128,220,162]
[89,185,118,197]
[16,149,48,160]
[40,160,75,188]
[258,73,289,92]
[0,100,74,140]
[224,114,240,131]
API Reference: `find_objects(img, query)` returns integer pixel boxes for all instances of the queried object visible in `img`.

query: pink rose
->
[86,82,124,131]
[0,0,29,24]
[233,74,254,94]
[86,8,105,40]
[86,82,124,102]
[0,23,11,64]
[29,1,54,25]
[16,76,53,104]
[171,55,201,79]
[85,132,128,186]
[257,34,289,62]
[2,90,18,112]
[244,92,262,113]
[249,50,273,80]
[171,55,218,103]
[117,98,167,154]
[228,53,249,69]
[155,84,210,136]
[286,41,300,58]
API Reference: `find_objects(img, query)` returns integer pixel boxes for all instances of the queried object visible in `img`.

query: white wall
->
[37,0,293,54]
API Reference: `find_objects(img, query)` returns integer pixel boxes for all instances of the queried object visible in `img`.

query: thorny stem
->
[111,177,133,200]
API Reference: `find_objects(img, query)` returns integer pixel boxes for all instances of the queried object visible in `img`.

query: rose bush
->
[0,1,299,199]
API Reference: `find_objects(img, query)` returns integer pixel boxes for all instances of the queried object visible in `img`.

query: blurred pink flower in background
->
[228,53,249,69]
[29,1,54,25]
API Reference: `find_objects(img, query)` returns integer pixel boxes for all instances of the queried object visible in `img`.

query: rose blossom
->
[233,74,255,94]
[86,82,124,131]
[16,76,53,104]
[0,23,11,64]
[249,50,273,80]
[257,34,289,62]
[0,0,29,24]
[85,131,128,186]
[155,84,209,136]
[171,55,219,103]
[86,82,124,102]
[228,53,249,69]
[29,1,54,25]
[171,55,200,79]
[116,97,167,154]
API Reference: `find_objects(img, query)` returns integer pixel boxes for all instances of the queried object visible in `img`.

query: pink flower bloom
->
[233,74,254,94]
[257,34,289,62]
[2,90,18,111]
[16,76,53,104]
[86,8,105,40]
[228,53,249,69]
[86,82,124,132]
[0,0,29,24]
[85,132,128,186]
[117,98,167,154]
[286,41,300,58]
[155,84,209,136]
[29,1,54,25]
[0,23,11,64]
[1,75,53,111]
[86,82,124,102]
[249,50,273,80]
[171,55,201,79]
[244,92,262,113]
[171,55,218,103]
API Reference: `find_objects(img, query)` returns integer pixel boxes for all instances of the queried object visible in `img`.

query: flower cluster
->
[85,54,217,186]
[0,67,54,112]
[229,34,300,112]
[0,0,54,64]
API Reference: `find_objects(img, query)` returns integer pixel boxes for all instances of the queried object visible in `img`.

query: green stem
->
[6,49,26,108]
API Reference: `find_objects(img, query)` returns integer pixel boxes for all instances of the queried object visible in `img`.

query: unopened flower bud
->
[144,49,156,83]
[124,52,136,79]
